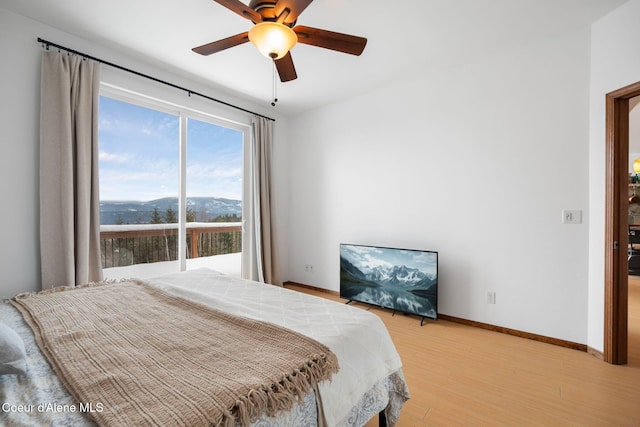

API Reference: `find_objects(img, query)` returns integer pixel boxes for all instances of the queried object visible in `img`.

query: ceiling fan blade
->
[293,25,367,56]
[214,0,262,22]
[192,32,249,55]
[274,52,297,82]
[274,0,314,24]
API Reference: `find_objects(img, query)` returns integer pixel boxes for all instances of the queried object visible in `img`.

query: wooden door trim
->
[604,80,640,364]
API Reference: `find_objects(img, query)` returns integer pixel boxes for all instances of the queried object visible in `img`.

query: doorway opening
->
[604,80,640,365]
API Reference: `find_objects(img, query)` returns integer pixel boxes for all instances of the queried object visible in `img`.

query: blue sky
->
[98,96,243,201]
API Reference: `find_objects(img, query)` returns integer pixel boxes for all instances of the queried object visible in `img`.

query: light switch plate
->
[562,210,582,224]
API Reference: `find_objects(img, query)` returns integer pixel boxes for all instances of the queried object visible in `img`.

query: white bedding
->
[146,268,406,427]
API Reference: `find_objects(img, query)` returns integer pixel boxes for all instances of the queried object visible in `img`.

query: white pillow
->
[0,322,27,375]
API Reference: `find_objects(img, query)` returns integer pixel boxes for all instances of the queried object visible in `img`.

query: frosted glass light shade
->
[248,22,297,59]
[634,158,640,173]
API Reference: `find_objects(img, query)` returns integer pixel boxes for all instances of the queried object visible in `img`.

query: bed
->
[0,268,409,426]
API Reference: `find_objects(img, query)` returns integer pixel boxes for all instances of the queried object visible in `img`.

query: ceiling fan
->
[192,0,367,82]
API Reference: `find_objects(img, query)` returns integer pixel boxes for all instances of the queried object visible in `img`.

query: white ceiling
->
[0,0,629,116]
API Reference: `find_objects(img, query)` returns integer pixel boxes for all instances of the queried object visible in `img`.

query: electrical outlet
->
[304,264,314,273]
[486,291,496,304]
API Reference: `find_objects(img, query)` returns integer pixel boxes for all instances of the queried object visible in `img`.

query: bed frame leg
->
[379,409,387,427]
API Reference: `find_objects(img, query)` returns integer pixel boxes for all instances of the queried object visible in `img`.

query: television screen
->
[340,243,438,320]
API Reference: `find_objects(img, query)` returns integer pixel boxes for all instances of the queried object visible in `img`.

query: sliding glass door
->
[98,94,245,279]
[184,116,243,275]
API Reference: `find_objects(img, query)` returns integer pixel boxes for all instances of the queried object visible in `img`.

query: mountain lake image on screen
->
[340,244,438,320]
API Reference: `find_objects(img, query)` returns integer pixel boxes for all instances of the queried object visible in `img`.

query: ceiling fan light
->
[248,22,297,60]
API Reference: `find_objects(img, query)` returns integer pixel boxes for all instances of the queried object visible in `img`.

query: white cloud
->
[99,150,130,163]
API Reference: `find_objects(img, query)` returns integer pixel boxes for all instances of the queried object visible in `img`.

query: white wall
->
[588,0,640,352]
[0,8,290,298]
[0,9,43,298]
[286,27,591,343]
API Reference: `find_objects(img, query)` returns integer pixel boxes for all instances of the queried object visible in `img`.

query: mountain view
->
[367,264,436,288]
[340,254,437,319]
[100,197,242,225]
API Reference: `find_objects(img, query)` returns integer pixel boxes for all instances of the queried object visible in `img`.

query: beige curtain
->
[39,51,102,289]
[251,116,279,284]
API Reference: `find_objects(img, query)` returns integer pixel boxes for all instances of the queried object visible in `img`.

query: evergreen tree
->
[165,207,178,223]
[150,207,163,224]
[212,213,241,223]
[186,207,196,222]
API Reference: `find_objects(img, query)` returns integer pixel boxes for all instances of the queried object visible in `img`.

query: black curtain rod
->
[37,37,275,122]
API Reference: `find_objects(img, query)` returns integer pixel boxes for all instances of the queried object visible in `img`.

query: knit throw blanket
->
[11,280,339,426]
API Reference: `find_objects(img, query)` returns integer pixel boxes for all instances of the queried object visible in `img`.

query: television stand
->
[346,300,428,326]
[391,309,427,326]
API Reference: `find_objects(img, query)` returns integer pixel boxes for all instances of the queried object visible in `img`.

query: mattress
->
[0,268,409,426]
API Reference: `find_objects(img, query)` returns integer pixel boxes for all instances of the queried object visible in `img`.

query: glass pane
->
[98,96,180,278]
[185,117,243,276]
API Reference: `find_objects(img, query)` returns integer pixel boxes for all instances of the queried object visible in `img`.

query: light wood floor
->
[288,278,640,426]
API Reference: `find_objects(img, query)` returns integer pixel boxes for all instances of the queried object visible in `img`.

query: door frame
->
[604,80,640,364]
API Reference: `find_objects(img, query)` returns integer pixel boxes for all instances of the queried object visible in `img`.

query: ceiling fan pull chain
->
[271,62,278,107]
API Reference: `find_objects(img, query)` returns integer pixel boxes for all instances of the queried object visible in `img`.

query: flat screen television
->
[340,243,438,320]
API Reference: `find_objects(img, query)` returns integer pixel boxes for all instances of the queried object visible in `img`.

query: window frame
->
[98,83,251,276]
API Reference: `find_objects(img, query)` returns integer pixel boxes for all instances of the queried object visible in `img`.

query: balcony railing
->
[100,222,242,269]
